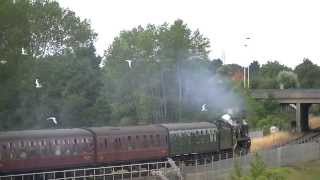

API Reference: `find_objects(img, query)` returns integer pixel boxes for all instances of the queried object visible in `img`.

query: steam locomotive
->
[0,117,250,174]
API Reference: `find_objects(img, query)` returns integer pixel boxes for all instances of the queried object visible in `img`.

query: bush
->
[230,153,290,180]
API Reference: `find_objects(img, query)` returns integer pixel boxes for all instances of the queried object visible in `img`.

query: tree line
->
[1,0,320,131]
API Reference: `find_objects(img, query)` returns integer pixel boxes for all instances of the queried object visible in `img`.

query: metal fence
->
[182,142,320,180]
[0,161,170,180]
[249,130,263,138]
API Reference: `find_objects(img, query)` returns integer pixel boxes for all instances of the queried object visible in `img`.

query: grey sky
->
[58,0,320,68]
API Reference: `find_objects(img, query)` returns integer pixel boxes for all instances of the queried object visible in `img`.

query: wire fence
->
[249,130,263,138]
[183,142,320,180]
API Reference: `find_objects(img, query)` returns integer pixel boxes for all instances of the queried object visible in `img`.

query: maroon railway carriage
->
[88,125,169,164]
[0,128,95,173]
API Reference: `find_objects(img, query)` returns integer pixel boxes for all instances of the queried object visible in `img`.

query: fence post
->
[195,159,198,170]
[211,155,214,169]
[318,142,320,160]
[277,146,281,167]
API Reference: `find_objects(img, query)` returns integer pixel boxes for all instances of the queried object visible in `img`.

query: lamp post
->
[243,36,251,89]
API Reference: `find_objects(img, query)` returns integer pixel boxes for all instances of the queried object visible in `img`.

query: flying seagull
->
[125,60,133,69]
[245,37,251,40]
[0,60,7,64]
[35,78,42,88]
[201,104,208,111]
[99,59,106,69]
[21,48,27,55]
[47,117,58,125]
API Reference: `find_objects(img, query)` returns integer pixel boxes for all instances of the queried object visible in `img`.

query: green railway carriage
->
[160,122,219,156]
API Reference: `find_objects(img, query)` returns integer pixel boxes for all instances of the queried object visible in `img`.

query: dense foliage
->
[231,154,290,180]
[1,0,320,131]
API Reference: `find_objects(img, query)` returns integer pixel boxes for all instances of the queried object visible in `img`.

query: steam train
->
[0,118,250,174]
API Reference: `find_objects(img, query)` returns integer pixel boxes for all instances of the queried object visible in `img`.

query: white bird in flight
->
[125,60,133,69]
[201,104,208,111]
[99,59,106,68]
[0,60,7,64]
[35,78,42,88]
[21,48,27,55]
[47,117,58,125]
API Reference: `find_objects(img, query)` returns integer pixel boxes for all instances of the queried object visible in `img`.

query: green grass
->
[285,160,320,180]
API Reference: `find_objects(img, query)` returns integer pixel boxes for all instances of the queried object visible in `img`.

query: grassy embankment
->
[251,116,320,152]
[285,160,320,180]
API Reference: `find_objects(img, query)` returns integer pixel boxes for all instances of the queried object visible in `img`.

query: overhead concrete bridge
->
[251,89,320,132]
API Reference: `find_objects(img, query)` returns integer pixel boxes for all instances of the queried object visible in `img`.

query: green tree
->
[231,154,290,180]
[294,58,320,88]
[256,61,291,89]
[0,0,100,130]
[277,71,299,89]
[104,19,211,125]
[217,64,243,78]
[209,58,223,74]
[249,61,260,89]
[230,160,244,180]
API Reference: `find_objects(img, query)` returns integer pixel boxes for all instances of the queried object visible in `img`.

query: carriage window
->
[74,139,78,144]
[150,135,154,144]
[104,138,108,148]
[136,135,139,140]
[128,136,131,141]
[156,134,160,145]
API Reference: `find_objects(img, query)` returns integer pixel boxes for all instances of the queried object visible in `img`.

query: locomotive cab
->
[221,114,251,154]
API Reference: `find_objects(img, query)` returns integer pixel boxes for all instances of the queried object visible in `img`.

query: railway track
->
[274,128,320,148]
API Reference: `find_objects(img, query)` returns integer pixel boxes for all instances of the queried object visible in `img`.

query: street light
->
[243,36,252,89]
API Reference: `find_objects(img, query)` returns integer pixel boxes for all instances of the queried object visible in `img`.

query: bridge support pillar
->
[296,103,311,132]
